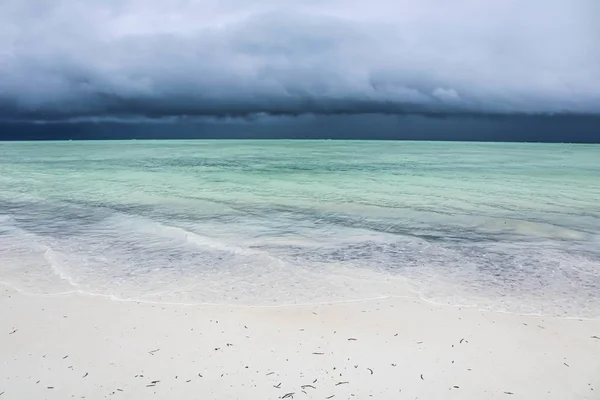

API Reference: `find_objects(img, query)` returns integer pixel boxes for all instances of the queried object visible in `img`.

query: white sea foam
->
[44,248,80,287]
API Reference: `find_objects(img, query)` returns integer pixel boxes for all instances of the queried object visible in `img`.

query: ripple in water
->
[0,141,598,317]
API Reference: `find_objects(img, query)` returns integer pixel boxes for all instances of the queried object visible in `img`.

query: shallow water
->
[0,140,599,316]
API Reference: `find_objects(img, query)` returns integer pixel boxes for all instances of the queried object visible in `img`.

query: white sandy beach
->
[1,285,598,400]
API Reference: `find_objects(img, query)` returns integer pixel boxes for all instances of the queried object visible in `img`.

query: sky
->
[0,0,599,140]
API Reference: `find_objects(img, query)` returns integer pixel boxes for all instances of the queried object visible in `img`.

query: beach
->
[1,285,598,400]
[0,140,599,399]
[1,0,600,396]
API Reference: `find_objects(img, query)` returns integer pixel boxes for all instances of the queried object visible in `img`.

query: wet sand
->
[1,285,599,400]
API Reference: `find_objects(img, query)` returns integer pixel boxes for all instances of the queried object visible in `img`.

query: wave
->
[2,200,599,317]
[101,212,291,265]
[43,247,80,287]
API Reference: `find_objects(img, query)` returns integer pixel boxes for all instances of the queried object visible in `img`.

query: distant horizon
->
[2,114,599,143]
[3,139,599,144]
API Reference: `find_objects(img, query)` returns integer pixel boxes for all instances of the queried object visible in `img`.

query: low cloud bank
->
[1,0,599,120]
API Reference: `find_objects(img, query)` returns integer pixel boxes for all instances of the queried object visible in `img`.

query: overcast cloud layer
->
[1,0,599,120]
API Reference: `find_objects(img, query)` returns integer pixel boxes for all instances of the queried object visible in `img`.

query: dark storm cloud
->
[1,0,599,121]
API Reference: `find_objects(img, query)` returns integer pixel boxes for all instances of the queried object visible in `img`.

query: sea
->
[0,140,598,317]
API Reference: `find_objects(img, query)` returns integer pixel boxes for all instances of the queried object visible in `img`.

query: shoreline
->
[1,280,598,321]
[1,284,598,399]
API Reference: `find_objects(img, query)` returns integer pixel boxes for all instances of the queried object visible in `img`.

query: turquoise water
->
[0,140,599,316]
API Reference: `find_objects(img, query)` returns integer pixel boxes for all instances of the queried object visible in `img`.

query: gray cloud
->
[1,0,599,120]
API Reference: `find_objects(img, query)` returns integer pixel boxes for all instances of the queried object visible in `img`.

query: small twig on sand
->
[367,368,373,375]
[420,374,424,380]
[336,382,348,386]
[282,392,295,399]
[274,383,281,389]
[301,385,316,390]
[82,373,88,378]
[504,392,514,395]
[148,349,160,355]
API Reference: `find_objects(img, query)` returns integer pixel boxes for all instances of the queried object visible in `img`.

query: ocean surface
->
[0,140,599,317]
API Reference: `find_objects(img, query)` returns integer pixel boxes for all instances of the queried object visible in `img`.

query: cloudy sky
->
[0,0,599,121]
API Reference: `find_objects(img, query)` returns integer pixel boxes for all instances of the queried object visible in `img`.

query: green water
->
[0,140,599,316]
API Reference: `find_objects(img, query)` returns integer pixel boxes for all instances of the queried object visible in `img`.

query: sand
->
[1,285,599,400]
